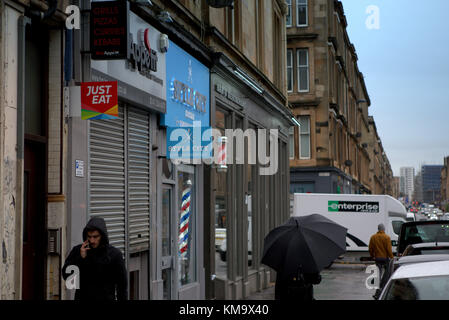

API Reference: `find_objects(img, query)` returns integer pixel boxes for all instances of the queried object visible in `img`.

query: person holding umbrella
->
[274,265,322,300]
[262,214,347,301]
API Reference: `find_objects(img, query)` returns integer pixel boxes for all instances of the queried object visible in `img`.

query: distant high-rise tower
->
[421,165,444,203]
[400,167,415,202]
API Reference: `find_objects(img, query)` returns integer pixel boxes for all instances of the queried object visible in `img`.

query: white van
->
[292,193,407,252]
[406,212,416,222]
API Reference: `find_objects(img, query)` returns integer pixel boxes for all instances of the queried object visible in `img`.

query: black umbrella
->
[261,214,347,277]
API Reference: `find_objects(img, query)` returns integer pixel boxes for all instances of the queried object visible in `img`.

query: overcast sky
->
[341,0,449,176]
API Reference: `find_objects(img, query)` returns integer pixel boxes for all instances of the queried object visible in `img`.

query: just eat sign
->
[81,81,118,120]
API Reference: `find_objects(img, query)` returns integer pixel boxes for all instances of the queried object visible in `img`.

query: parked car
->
[215,215,252,263]
[397,221,449,256]
[379,260,449,300]
[402,242,449,256]
[374,254,449,299]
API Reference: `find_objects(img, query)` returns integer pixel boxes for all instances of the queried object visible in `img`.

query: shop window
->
[290,182,315,193]
[246,124,257,270]
[162,268,171,300]
[215,109,229,279]
[178,165,196,286]
[162,189,171,257]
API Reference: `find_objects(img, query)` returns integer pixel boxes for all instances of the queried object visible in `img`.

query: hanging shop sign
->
[90,0,129,60]
[160,41,209,128]
[81,81,118,120]
[91,12,166,112]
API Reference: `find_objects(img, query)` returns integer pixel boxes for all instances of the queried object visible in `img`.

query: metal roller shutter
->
[89,107,126,253]
[127,107,151,252]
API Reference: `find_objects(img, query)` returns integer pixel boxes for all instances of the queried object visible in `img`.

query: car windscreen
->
[385,275,449,300]
[408,247,449,255]
[398,223,449,253]
[392,221,404,235]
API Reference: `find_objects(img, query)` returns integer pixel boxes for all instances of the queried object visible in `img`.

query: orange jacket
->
[369,231,393,259]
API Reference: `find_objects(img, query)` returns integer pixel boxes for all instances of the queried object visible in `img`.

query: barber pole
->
[179,180,192,259]
[217,136,227,172]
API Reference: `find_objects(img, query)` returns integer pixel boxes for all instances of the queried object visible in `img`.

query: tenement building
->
[286,0,393,195]
[366,116,394,195]
[0,0,294,300]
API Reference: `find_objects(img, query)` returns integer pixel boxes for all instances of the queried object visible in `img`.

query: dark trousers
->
[374,258,390,299]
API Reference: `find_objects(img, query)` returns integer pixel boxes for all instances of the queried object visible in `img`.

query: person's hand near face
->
[80,230,102,258]
[80,240,90,259]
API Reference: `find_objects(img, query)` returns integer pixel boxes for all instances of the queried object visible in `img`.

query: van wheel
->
[220,252,226,262]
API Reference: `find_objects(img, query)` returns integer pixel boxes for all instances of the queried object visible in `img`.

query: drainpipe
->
[17,14,32,301]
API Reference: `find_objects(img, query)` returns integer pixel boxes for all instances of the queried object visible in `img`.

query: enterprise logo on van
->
[328,201,379,213]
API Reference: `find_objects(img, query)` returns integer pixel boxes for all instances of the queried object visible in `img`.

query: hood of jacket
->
[82,217,109,247]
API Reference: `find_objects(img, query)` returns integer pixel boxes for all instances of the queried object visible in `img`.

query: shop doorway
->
[21,21,48,300]
[161,184,175,299]
[22,141,46,299]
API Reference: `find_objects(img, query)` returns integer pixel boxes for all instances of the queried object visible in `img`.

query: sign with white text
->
[81,81,118,120]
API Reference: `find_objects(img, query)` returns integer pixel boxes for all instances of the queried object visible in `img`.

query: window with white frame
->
[299,116,311,159]
[297,0,308,27]
[287,49,293,92]
[344,81,348,118]
[286,0,292,27]
[297,49,309,92]
[289,126,295,159]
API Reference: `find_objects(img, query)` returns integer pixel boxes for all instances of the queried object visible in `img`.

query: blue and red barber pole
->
[179,181,192,258]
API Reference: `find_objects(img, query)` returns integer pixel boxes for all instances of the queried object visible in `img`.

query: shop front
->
[206,54,292,300]
[159,40,210,299]
[68,10,166,300]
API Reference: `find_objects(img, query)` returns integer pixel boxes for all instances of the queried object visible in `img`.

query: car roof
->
[402,221,449,227]
[396,254,449,266]
[392,260,449,279]
[408,242,449,249]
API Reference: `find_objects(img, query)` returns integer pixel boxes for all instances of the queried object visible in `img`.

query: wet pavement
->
[246,263,375,300]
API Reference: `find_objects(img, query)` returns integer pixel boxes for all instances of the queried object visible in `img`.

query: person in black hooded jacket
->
[62,217,128,300]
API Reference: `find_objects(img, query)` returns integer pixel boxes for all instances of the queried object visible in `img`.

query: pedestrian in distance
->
[62,217,128,300]
[275,266,322,300]
[369,223,393,299]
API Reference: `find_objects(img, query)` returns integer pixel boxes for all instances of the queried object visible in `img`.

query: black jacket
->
[62,217,128,300]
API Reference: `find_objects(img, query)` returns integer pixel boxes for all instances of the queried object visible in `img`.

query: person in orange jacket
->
[369,223,393,299]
